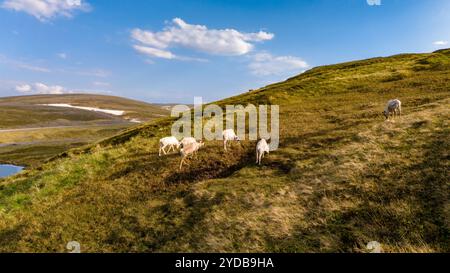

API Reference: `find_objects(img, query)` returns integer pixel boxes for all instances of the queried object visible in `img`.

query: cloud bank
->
[249,52,309,76]
[14,82,112,95]
[433,40,448,46]
[15,82,70,94]
[1,0,91,21]
[0,55,51,72]
[131,18,274,59]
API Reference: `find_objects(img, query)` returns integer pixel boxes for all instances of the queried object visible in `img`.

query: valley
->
[0,94,170,167]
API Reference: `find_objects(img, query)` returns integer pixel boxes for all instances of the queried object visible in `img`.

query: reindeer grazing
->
[179,141,205,170]
[256,138,270,165]
[159,136,180,156]
[180,137,198,148]
[383,99,402,120]
[222,129,240,151]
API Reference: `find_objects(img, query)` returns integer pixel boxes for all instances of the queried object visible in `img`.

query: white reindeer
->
[222,129,240,151]
[179,141,205,170]
[256,139,270,165]
[159,136,180,156]
[180,137,198,148]
[383,99,402,120]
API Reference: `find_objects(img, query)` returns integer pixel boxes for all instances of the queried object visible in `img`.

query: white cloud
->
[57,52,67,59]
[0,55,112,78]
[133,45,176,59]
[248,52,309,76]
[14,82,113,95]
[131,18,274,60]
[16,63,51,72]
[92,81,110,87]
[367,0,381,6]
[15,84,32,92]
[0,55,51,72]
[69,68,110,78]
[433,40,448,46]
[1,0,91,21]
[15,82,70,94]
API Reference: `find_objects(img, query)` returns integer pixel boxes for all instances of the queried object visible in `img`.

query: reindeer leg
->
[179,158,185,170]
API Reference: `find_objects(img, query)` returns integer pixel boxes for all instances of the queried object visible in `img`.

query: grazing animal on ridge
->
[383,99,402,120]
[256,138,270,165]
[159,136,180,156]
[179,141,205,170]
[222,129,240,151]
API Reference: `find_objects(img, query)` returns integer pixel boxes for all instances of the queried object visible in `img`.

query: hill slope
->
[0,94,169,129]
[0,50,449,252]
[0,94,170,167]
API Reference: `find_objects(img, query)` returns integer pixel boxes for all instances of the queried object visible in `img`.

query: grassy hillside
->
[0,49,449,252]
[0,94,169,167]
[0,124,130,167]
[0,94,169,129]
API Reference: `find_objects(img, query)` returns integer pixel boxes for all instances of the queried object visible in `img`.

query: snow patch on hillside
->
[40,103,145,123]
[42,103,125,116]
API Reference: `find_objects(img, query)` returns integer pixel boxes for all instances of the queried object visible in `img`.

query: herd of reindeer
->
[159,99,402,170]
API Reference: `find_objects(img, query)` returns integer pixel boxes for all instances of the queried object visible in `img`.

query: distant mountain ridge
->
[0,94,170,129]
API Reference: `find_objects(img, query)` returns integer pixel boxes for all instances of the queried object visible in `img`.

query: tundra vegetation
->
[0,49,449,252]
[0,94,169,167]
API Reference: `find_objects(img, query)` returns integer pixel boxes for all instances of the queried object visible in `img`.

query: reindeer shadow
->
[163,143,255,185]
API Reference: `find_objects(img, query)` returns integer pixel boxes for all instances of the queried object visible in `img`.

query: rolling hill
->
[0,49,449,253]
[0,94,170,166]
[0,94,169,129]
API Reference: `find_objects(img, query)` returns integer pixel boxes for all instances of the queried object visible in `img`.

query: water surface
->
[0,164,24,179]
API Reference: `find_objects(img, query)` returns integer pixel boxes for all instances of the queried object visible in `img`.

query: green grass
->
[0,93,169,129]
[0,125,129,167]
[0,49,449,252]
[0,94,170,166]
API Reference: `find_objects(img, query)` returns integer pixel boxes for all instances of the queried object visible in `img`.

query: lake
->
[0,164,24,179]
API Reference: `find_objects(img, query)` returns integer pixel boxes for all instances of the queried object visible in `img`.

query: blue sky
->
[0,0,449,103]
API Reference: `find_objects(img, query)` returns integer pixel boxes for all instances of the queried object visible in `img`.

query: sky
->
[0,0,449,103]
